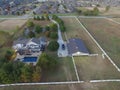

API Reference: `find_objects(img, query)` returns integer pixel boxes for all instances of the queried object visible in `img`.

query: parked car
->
[62,44,65,50]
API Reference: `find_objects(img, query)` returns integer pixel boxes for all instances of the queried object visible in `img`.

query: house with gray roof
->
[13,37,47,53]
[67,38,89,56]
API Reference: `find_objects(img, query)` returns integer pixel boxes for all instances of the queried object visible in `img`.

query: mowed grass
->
[41,57,77,82]
[74,56,120,81]
[79,18,120,68]
[61,17,102,54]
[0,82,120,90]
[0,19,27,34]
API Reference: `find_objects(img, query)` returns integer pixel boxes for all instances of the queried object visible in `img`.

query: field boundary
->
[106,18,120,24]
[75,16,120,72]
[72,56,80,81]
[1,79,120,87]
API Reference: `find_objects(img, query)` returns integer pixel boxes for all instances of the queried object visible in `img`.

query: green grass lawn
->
[79,18,120,68]
[40,57,77,82]
[74,56,120,81]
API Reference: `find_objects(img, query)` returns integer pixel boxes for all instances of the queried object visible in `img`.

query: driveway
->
[51,19,68,57]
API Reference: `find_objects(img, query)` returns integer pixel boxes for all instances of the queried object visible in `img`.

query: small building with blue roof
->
[67,38,89,56]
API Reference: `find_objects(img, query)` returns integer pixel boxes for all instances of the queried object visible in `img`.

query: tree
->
[0,61,24,84]
[45,25,50,31]
[47,41,59,51]
[33,11,36,15]
[52,15,65,32]
[36,16,40,20]
[16,11,20,15]
[27,20,34,27]
[5,49,14,60]
[50,23,58,32]
[32,66,41,82]
[35,25,42,33]
[37,53,58,70]
[23,10,26,14]
[50,32,58,39]
[21,64,34,82]
[28,31,35,38]
[44,14,49,20]
[60,25,66,32]
[93,7,99,16]
[41,15,45,20]
[77,9,82,15]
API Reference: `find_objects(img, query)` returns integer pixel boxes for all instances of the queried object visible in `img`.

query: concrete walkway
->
[51,19,68,57]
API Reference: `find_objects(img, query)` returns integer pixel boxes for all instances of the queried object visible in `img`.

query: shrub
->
[50,32,58,39]
[47,41,59,51]
[27,20,34,27]
[35,25,42,33]
[37,53,58,70]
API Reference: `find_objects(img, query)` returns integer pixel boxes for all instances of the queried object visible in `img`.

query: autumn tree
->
[32,66,41,82]
[37,53,58,70]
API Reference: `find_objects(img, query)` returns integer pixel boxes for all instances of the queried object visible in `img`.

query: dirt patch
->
[0,19,27,33]
[33,20,51,27]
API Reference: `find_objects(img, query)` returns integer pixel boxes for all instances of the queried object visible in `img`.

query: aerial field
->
[0,82,120,90]
[61,17,101,54]
[79,18,120,68]
[102,7,120,17]
[61,17,120,81]
[74,56,120,81]
[41,57,77,82]
[0,19,27,34]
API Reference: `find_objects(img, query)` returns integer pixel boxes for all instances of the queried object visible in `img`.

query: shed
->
[67,38,89,56]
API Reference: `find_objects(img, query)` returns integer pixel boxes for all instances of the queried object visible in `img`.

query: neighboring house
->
[67,38,89,56]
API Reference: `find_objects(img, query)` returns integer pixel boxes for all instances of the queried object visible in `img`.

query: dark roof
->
[31,38,40,44]
[67,38,89,55]
[39,36,47,42]
[13,38,30,45]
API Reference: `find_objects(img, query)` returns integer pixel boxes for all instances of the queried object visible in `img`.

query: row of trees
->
[77,7,100,16]
[0,49,58,83]
[26,19,58,39]
[52,15,66,32]
[34,14,50,21]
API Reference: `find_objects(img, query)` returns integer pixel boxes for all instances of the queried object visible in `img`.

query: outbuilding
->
[67,38,89,56]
